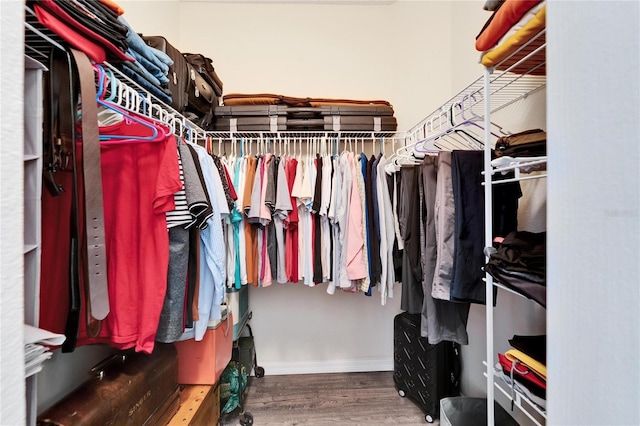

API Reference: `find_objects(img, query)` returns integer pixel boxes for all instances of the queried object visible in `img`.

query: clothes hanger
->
[93,65,161,143]
[454,94,508,139]
[412,97,488,156]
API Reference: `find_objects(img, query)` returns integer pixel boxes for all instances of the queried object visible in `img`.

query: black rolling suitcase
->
[141,35,189,113]
[393,312,461,423]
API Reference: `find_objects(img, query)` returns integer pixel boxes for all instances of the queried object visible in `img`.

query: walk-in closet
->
[1,1,638,425]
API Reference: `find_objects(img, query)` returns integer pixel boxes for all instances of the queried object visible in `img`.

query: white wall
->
[122,0,458,131]
[547,1,640,425]
[0,1,26,424]
[118,0,482,376]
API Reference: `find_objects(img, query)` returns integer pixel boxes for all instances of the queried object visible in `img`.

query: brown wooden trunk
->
[38,343,179,426]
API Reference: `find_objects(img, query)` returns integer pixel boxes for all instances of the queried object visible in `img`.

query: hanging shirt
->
[266,156,278,281]
[165,141,191,229]
[285,157,299,283]
[376,156,396,305]
[320,154,333,281]
[346,152,367,283]
[99,118,181,353]
[292,159,307,283]
[369,154,383,286]
[432,151,456,301]
[179,142,212,229]
[421,155,470,345]
[336,151,353,289]
[305,156,317,286]
[244,157,259,286]
[312,154,323,284]
[274,157,293,284]
[235,156,248,285]
[327,154,341,295]
[188,143,226,341]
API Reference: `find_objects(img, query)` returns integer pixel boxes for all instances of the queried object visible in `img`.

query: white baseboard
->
[257,358,394,376]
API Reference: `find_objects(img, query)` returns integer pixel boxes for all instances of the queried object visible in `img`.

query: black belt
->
[46,47,110,349]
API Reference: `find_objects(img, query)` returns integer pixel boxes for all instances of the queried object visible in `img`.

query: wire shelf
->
[406,29,546,145]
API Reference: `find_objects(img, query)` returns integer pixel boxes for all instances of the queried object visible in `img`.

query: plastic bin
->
[226,285,249,340]
[439,397,520,426]
[174,314,233,385]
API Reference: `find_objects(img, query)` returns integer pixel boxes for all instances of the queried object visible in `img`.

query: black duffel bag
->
[183,53,224,130]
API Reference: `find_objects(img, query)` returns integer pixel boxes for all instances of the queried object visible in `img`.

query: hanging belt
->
[48,48,81,352]
[69,48,110,330]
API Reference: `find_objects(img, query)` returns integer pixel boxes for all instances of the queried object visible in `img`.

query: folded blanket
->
[498,352,546,391]
[481,6,546,70]
[476,0,542,51]
[505,348,547,380]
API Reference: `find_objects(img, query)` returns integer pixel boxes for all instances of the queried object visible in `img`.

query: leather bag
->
[37,344,180,426]
[185,62,218,116]
[183,53,223,97]
[494,128,546,157]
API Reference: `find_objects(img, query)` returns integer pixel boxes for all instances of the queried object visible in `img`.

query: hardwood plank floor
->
[220,371,438,425]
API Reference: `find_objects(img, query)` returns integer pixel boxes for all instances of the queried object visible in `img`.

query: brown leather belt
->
[48,47,81,352]
[69,48,110,324]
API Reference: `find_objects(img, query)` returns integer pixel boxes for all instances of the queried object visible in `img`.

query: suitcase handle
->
[89,352,129,380]
[224,309,231,337]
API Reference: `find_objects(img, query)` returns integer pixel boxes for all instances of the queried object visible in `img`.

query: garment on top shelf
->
[117,61,172,104]
[495,362,546,408]
[498,352,546,393]
[485,230,546,306]
[509,334,546,364]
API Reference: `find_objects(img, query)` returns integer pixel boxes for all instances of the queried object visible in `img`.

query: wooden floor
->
[220,371,437,425]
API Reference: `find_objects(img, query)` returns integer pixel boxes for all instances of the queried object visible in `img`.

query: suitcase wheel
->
[254,366,265,378]
[425,414,434,423]
[239,412,254,425]
[397,389,406,397]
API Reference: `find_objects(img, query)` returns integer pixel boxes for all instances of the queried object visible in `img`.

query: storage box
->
[439,397,519,426]
[226,285,249,341]
[167,385,220,426]
[175,314,233,385]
